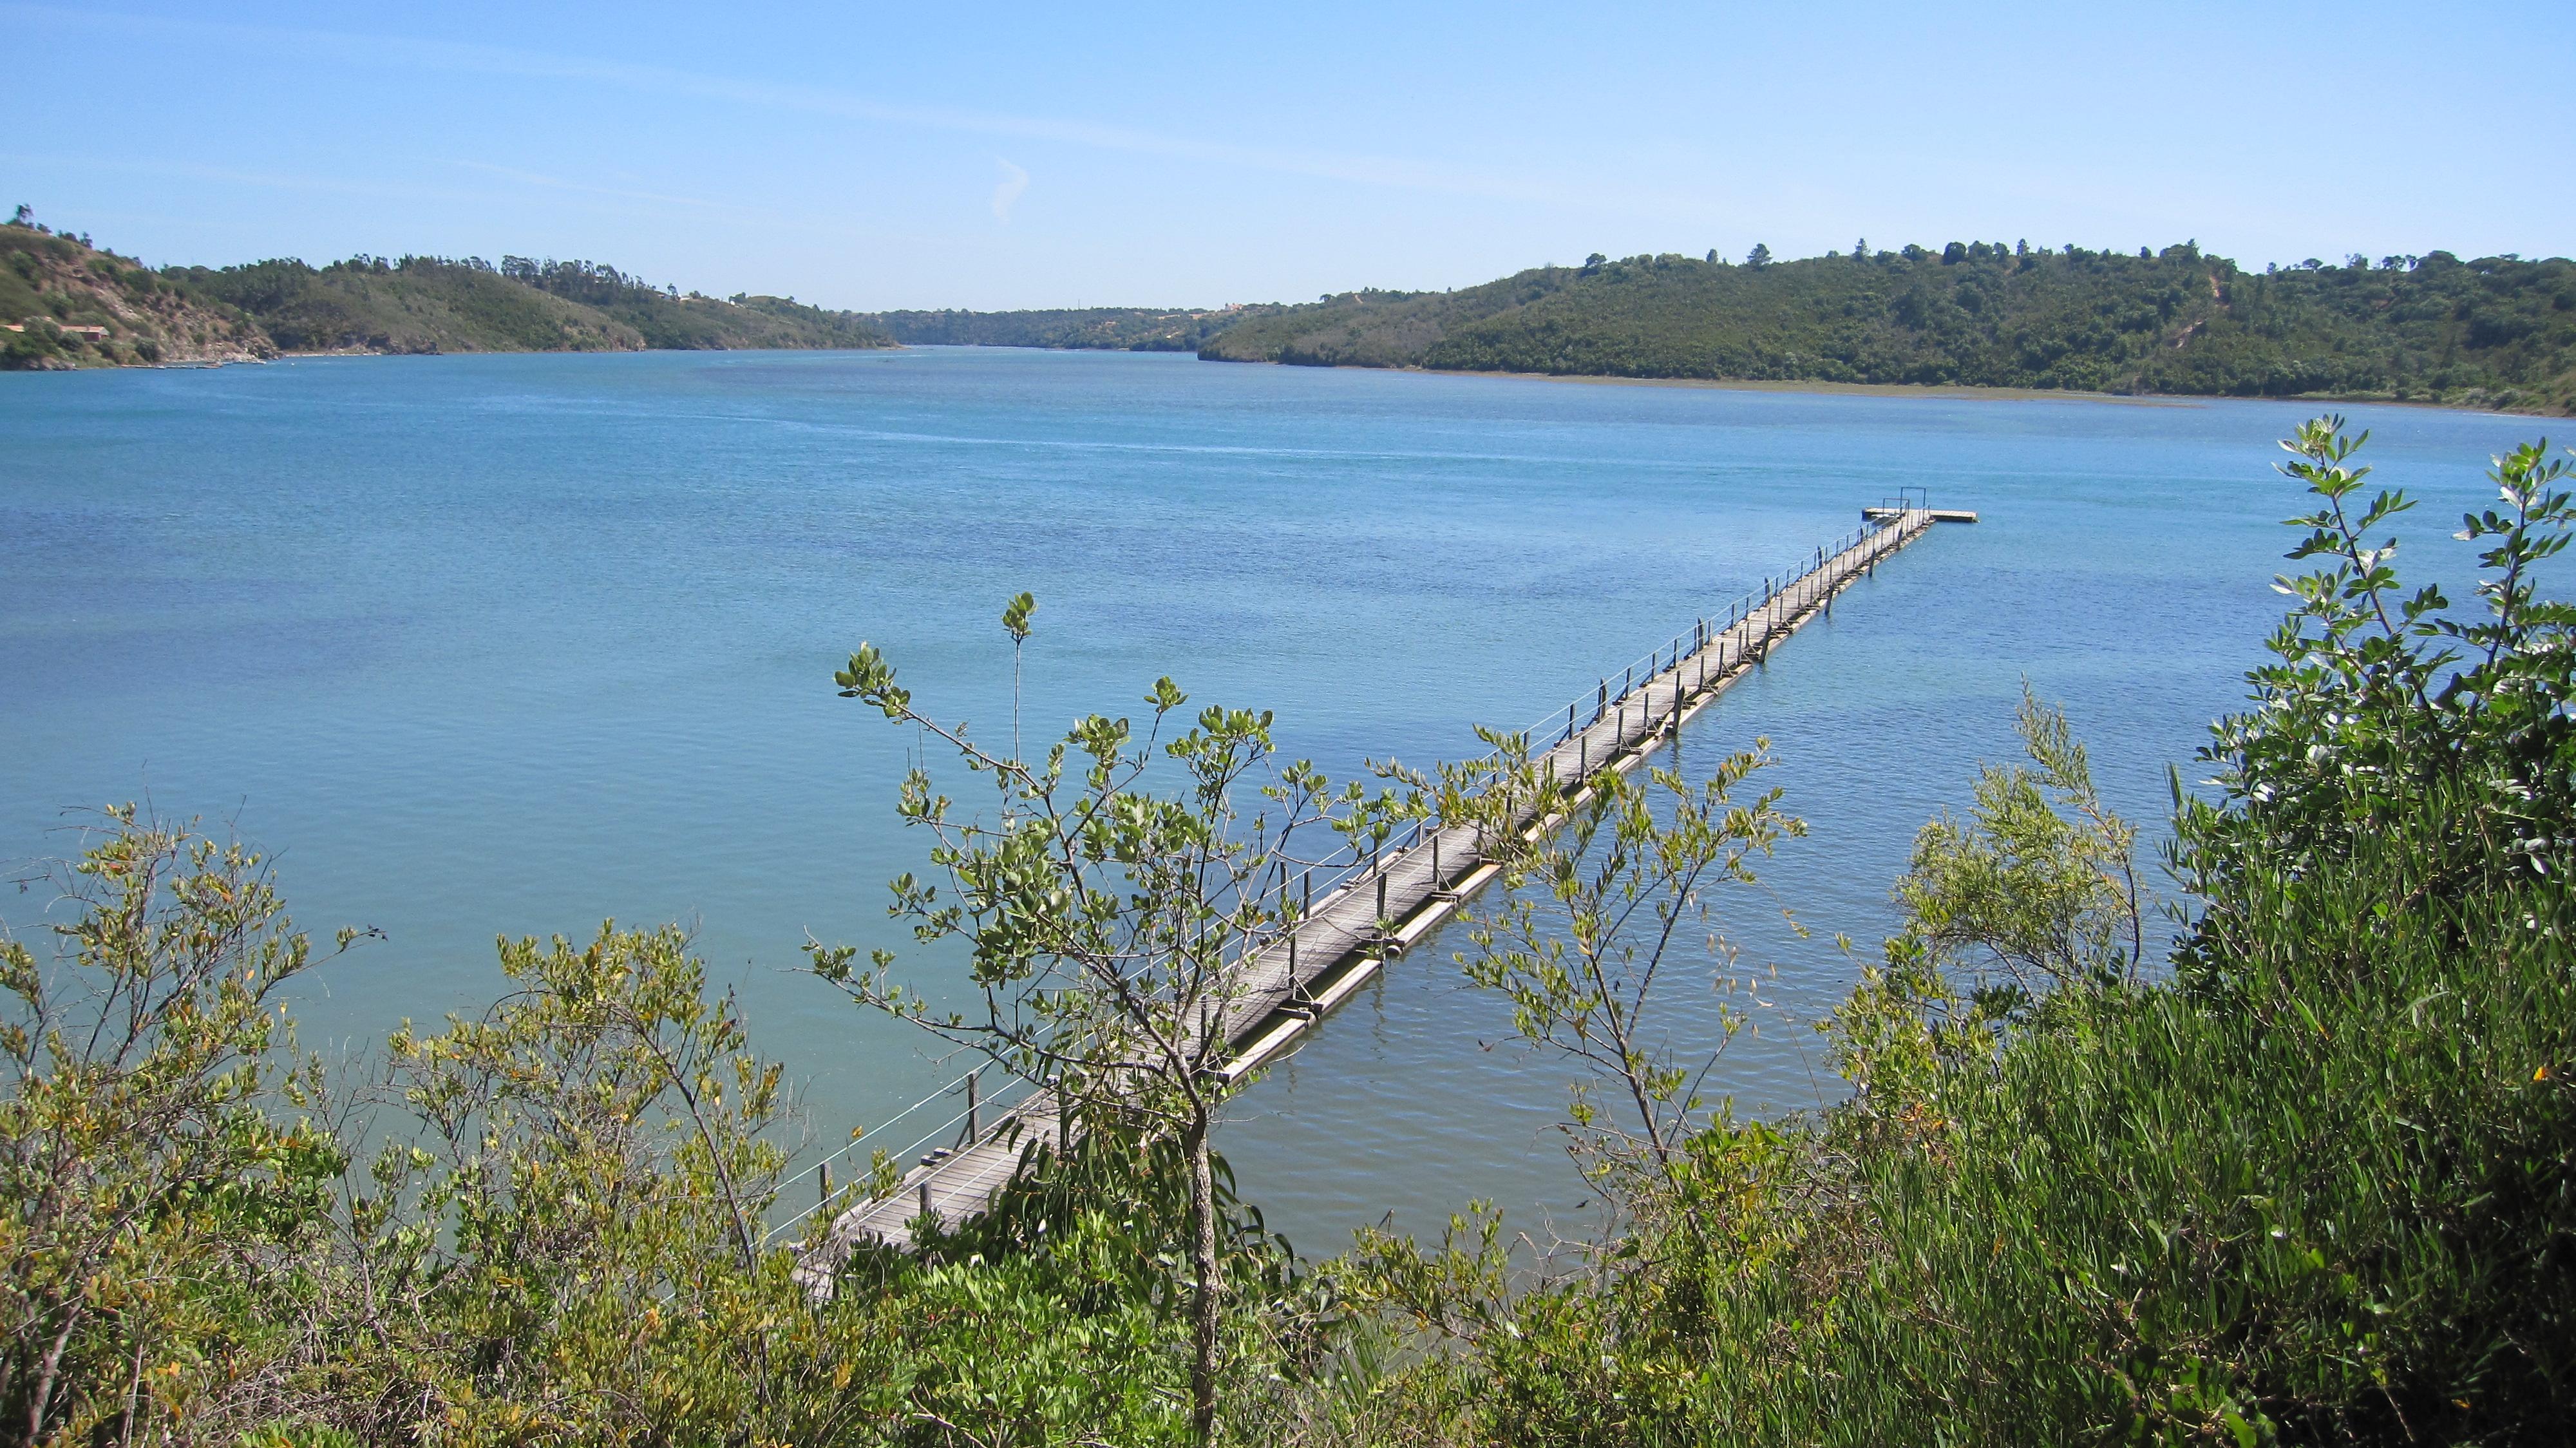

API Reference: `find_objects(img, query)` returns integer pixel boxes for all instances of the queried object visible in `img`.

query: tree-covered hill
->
[1,211,899,366]
[500,257,895,350]
[0,217,272,369]
[866,305,1278,352]
[1201,242,2576,414]
[162,255,647,356]
[160,254,895,357]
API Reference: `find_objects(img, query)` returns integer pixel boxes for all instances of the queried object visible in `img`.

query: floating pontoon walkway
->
[791,505,1972,1271]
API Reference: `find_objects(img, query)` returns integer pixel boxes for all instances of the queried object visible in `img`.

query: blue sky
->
[13,1,2573,310]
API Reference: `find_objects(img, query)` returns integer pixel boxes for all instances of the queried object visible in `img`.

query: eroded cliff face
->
[2,225,274,370]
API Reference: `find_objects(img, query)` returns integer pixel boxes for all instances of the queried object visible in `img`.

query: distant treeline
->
[865,306,1279,352]
[17,205,2575,412]
[1198,242,2576,414]
[3,211,894,368]
[163,252,893,356]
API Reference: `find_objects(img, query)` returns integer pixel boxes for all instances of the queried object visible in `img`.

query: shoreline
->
[17,344,2552,419]
[1312,360,2552,419]
[1413,367,2197,407]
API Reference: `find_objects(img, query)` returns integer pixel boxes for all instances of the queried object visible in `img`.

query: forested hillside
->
[0,217,272,368]
[868,305,1276,352]
[164,256,644,356]
[501,257,895,350]
[1201,243,2576,414]
[1,210,896,366]
[163,254,895,357]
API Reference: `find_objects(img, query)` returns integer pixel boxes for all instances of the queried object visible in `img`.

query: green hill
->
[500,258,895,350]
[163,256,643,356]
[866,306,1276,352]
[1,219,272,369]
[1200,243,2576,414]
[5,214,901,367]
[160,253,896,357]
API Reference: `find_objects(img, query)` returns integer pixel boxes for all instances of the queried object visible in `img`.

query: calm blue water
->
[1,348,2555,1251]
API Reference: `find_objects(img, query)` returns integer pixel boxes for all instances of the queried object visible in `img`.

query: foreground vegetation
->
[1203,243,2576,414]
[5,419,2571,1445]
[2,209,891,367]
[1312,419,2576,1445]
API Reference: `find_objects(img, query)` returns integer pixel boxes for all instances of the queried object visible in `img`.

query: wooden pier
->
[789,506,1969,1269]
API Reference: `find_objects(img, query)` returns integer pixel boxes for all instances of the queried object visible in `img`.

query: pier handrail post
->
[965,1071,980,1143]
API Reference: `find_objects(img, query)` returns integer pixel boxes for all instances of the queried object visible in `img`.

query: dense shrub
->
[1325,421,2576,1445]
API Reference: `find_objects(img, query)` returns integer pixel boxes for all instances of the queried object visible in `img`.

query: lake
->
[0,347,2552,1251]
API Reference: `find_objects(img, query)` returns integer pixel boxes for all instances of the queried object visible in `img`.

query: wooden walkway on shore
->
[786,505,1970,1271]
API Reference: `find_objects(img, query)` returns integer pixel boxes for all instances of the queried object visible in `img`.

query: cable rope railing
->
[779,509,1928,1246]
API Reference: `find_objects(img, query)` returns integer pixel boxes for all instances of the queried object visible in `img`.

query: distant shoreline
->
[1434,368,2551,417]
[26,346,2534,420]
[1412,367,2194,407]
[1217,357,2530,417]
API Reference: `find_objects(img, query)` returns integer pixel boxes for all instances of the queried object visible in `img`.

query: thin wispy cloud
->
[990,159,1030,223]
[4,3,1726,222]
[0,151,490,208]
[0,149,824,261]
[451,160,726,214]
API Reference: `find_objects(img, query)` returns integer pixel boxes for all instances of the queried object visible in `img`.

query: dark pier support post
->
[820,1161,831,1210]
[919,1181,933,1224]
[966,1071,979,1143]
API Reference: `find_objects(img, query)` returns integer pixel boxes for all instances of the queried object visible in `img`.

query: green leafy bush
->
[1327,420,2576,1446]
